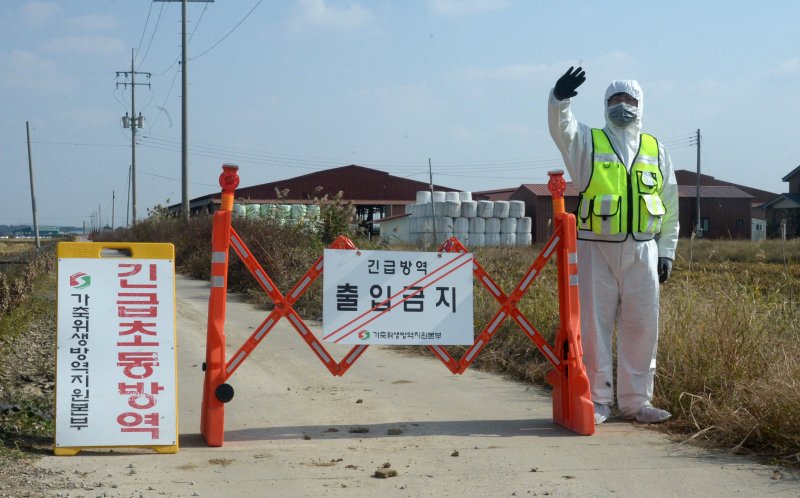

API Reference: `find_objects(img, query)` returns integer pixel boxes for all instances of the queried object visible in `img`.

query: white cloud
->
[0,49,77,94]
[57,109,118,129]
[20,1,62,26]
[775,57,800,75]
[464,63,553,83]
[64,14,118,32]
[42,36,125,56]
[291,0,374,30]
[429,0,509,16]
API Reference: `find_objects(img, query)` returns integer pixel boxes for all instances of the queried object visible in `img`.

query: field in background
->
[0,240,37,258]
[67,220,800,463]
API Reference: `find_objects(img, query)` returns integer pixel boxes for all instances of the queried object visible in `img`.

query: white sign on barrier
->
[55,252,177,451]
[322,249,474,345]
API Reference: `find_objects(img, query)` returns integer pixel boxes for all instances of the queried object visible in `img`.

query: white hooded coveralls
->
[547,80,679,416]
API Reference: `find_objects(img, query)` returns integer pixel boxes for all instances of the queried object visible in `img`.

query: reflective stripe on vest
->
[576,129,665,241]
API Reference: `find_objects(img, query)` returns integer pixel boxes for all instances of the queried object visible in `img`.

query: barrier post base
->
[546,359,594,436]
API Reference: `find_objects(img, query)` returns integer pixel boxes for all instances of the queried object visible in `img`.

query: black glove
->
[553,66,586,100]
[658,257,673,283]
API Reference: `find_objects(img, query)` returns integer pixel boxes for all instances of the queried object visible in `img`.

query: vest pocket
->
[591,194,622,235]
[637,170,659,193]
[638,194,665,233]
[578,196,593,231]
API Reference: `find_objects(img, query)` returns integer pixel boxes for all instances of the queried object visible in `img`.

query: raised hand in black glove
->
[658,257,673,284]
[553,66,586,101]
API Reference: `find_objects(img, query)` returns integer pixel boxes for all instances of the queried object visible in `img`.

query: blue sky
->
[2,0,798,227]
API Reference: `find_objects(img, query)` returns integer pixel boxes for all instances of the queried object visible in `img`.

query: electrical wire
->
[136,1,167,70]
[190,0,264,61]
[151,1,210,77]
[134,2,155,59]
[148,67,180,131]
[139,134,565,172]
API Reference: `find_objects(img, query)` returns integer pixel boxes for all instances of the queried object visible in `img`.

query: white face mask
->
[608,103,637,127]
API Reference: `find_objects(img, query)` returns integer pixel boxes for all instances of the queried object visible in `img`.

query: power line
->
[139,134,564,171]
[191,0,264,61]
[134,2,155,58]
[136,1,167,70]
[151,2,209,77]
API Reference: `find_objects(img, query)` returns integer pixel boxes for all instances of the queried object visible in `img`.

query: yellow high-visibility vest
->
[577,129,666,241]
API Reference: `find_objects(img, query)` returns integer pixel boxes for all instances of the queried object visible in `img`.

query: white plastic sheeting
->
[509,200,525,218]
[469,217,485,233]
[477,200,494,218]
[493,201,510,219]
[501,218,517,234]
[461,201,478,218]
[485,217,501,234]
[516,216,532,233]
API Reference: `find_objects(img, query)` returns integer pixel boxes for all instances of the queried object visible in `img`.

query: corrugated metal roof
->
[233,165,458,202]
[675,169,775,203]
[519,183,581,197]
[677,185,752,198]
[473,187,517,201]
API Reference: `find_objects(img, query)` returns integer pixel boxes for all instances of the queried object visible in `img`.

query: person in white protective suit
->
[547,67,679,424]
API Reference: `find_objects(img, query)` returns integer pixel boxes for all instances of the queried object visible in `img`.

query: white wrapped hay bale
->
[290,204,307,219]
[509,200,525,218]
[477,200,494,218]
[458,191,473,202]
[233,204,246,218]
[434,201,447,217]
[409,232,435,246]
[410,217,433,234]
[501,233,517,247]
[516,216,532,233]
[435,231,454,245]
[414,202,433,217]
[445,191,460,202]
[501,218,517,234]
[461,200,478,218]
[245,204,260,218]
[469,232,485,247]
[484,233,501,246]
[445,200,461,218]
[277,204,291,220]
[485,217,501,234]
[493,201,510,219]
[416,190,432,204]
[259,204,274,217]
[469,217,485,233]
[453,217,469,233]
[404,204,414,214]
[434,216,453,233]
[454,232,469,245]
[516,233,533,246]
[432,191,446,202]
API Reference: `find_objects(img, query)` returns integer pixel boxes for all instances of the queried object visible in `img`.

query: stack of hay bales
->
[232,202,322,231]
[407,191,532,247]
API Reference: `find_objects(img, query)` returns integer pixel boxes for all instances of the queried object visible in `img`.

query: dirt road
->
[30,276,797,497]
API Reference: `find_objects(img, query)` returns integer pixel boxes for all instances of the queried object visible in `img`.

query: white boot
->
[623,404,671,424]
[594,403,611,425]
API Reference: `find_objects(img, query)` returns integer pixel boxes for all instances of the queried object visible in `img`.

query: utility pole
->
[126,165,131,227]
[154,0,214,222]
[693,129,702,237]
[112,190,116,230]
[117,49,150,224]
[428,158,436,245]
[25,121,41,249]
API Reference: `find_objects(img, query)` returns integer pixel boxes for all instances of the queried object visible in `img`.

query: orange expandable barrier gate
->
[200,165,594,446]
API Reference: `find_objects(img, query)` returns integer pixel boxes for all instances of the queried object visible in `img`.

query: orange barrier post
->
[544,170,594,436]
[200,164,239,446]
[198,164,593,444]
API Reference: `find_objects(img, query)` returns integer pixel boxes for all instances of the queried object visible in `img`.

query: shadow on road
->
[179,418,578,447]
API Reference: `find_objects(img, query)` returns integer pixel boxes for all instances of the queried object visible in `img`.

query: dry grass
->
[0,241,37,258]
[98,217,800,463]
